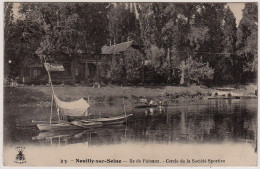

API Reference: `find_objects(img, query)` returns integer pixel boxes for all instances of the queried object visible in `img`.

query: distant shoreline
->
[4,84,256,106]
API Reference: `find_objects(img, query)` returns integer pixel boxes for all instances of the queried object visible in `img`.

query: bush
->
[180,56,214,85]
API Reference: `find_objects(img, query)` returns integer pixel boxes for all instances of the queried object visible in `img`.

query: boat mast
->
[43,56,55,125]
[123,97,126,118]
[50,94,54,125]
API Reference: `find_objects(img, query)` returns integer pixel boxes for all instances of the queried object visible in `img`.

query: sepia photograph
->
[3,1,258,166]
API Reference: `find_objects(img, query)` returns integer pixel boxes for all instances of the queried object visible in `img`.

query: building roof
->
[101,40,139,55]
[29,63,42,68]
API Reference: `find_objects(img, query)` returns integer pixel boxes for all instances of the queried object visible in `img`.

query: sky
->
[227,3,245,26]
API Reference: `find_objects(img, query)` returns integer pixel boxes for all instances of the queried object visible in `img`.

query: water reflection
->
[32,125,128,147]
[4,99,257,152]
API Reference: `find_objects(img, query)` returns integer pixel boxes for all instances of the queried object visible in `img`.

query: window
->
[32,69,41,77]
[33,70,37,77]
[75,68,78,76]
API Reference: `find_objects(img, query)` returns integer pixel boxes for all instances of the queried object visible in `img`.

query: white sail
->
[54,95,89,116]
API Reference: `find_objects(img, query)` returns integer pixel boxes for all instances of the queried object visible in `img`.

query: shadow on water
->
[4,99,257,151]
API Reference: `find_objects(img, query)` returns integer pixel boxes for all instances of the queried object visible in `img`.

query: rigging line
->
[192,51,236,55]
[40,104,48,121]
[172,51,236,55]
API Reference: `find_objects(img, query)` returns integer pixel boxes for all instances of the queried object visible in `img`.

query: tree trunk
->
[180,60,185,85]
[71,58,76,83]
[142,60,145,85]
[167,48,171,84]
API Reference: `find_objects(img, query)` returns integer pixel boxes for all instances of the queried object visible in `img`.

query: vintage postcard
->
[3,1,258,167]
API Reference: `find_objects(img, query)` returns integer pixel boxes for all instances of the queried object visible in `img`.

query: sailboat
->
[34,57,132,131]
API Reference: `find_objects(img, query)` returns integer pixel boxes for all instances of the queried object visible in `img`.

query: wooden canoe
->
[36,120,102,131]
[95,114,133,125]
[36,114,132,131]
[81,114,133,125]
[36,122,84,131]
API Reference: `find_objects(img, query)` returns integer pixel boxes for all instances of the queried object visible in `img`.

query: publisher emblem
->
[14,147,26,164]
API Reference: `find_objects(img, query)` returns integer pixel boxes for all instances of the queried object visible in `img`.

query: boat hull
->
[37,123,84,131]
[36,114,133,131]
[96,114,133,125]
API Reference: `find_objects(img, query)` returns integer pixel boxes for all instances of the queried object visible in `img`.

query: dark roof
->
[29,63,42,68]
[101,40,139,55]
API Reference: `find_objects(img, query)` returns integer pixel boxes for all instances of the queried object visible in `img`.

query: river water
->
[3,98,257,166]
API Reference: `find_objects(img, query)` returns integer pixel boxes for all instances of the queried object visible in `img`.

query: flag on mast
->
[44,63,65,72]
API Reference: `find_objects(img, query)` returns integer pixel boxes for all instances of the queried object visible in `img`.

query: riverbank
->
[4,84,257,106]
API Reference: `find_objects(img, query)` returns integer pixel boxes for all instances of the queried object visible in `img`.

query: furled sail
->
[54,95,90,116]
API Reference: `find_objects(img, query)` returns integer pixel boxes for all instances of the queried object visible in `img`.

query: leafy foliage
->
[4,2,258,85]
[108,3,141,44]
[5,3,45,78]
[236,3,258,73]
[180,56,214,84]
[106,47,144,84]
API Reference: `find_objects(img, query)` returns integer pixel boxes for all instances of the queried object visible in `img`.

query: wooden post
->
[142,59,145,86]
[95,55,98,83]
[58,137,61,147]
[50,137,53,147]
[123,97,126,118]
[50,94,54,125]
[57,106,60,123]
[124,123,127,142]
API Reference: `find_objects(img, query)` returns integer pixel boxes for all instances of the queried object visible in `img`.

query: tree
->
[124,48,144,83]
[108,3,141,44]
[107,3,144,84]
[106,47,144,84]
[30,3,109,59]
[4,2,14,78]
[222,6,237,55]
[192,3,238,85]
[213,6,237,84]
[4,3,45,78]
[5,2,255,86]
[137,3,187,83]
[147,45,167,82]
[136,3,216,84]
[5,3,110,81]
[180,56,214,85]
[236,3,258,77]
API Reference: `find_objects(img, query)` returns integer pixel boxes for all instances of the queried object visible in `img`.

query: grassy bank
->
[4,84,256,105]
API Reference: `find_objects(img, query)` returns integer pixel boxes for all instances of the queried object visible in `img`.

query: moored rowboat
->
[36,122,84,131]
[35,114,133,131]
[35,59,132,132]
[36,121,103,131]
[95,114,133,125]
